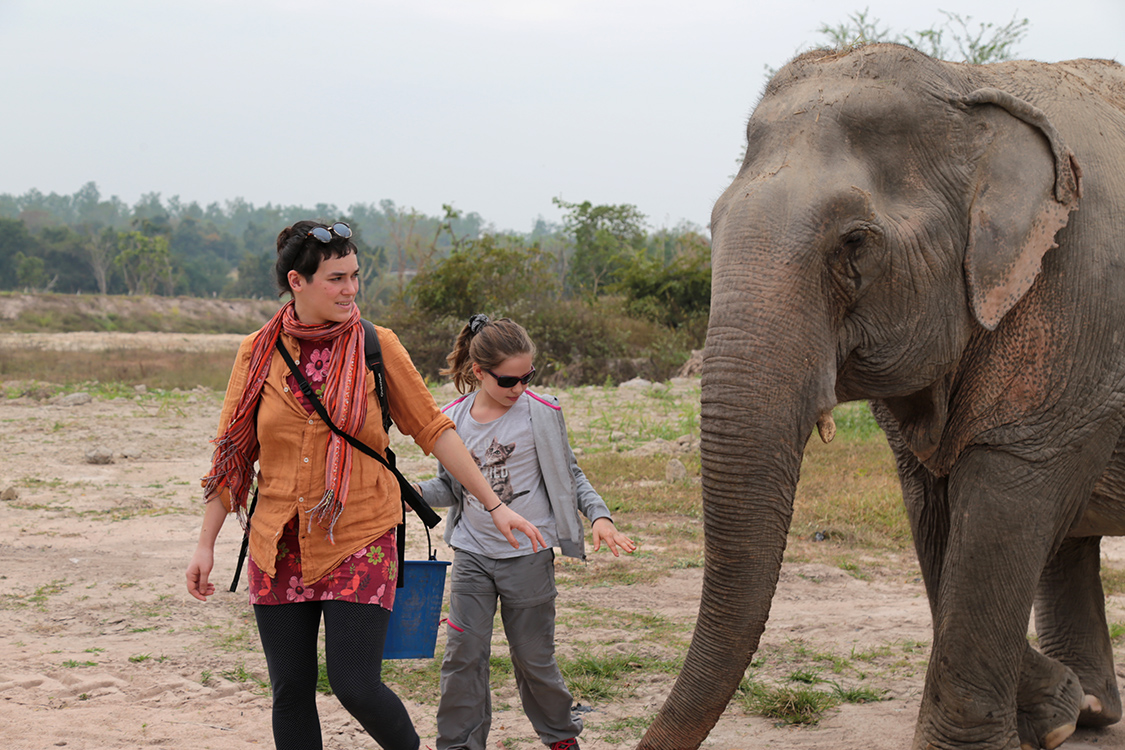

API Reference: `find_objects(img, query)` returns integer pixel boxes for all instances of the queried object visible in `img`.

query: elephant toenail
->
[1044,722,1076,750]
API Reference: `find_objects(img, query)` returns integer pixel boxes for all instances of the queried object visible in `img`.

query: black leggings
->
[253,601,419,750]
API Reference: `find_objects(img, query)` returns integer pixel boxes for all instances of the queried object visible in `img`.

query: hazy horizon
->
[2,0,1121,233]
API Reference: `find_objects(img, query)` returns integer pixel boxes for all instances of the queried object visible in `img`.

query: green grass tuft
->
[737,679,838,725]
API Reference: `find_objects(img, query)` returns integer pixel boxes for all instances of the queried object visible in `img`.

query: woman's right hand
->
[188,495,230,602]
[489,503,546,552]
[186,545,216,602]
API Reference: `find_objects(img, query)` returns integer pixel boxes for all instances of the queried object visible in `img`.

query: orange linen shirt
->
[212,324,454,585]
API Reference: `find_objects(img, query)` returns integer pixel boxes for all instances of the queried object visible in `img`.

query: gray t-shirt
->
[449,393,558,558]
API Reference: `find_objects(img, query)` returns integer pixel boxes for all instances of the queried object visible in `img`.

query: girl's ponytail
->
[442,314,536,394]
[442,320,479,394]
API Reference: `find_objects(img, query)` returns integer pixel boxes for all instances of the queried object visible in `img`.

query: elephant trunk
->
[637,287,834,748]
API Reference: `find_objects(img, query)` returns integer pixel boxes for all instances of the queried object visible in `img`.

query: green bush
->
[410,235,559,320]
[381,302,465,383]
[381,224,709,386]
[386,297,698,387]
[616,234,711,330]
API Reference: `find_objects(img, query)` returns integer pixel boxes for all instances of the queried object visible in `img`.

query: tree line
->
[0,185,713,383]
[0,184,486,299]
[0,184,709,308]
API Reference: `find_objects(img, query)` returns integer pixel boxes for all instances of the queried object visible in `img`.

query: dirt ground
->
[2,333,1125,750]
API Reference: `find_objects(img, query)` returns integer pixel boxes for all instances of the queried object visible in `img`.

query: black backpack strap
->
[361,318,407,587]
[273,337,441,530]
[229,486,259,593]
[361,319,393,434]
[273,337,440,589]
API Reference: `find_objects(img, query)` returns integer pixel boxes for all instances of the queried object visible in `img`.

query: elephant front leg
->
[914,447,1099,750]
[1035,535,1122,728]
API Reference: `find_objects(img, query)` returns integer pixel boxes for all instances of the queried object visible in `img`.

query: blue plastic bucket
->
[384,559,451,659]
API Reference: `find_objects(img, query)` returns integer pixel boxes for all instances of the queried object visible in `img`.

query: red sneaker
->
[549,740,579,750]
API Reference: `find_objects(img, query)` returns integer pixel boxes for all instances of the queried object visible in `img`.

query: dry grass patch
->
[0,347,237,391]
[581,452,702,517]
[569,401,908,586]
[793,402,908,550]
[573,451,703,584]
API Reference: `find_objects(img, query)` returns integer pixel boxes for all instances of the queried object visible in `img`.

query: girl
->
[417,314,636,750]
[185,223,544,750]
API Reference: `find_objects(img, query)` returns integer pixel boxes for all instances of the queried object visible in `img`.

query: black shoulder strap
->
[229,329,439,593]
[274,336,441,588]
[273,337,441,529]
[360,319,393,435]
[228,486,258,593]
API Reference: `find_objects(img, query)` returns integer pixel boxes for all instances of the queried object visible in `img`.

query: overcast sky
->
[1,0,1121,233]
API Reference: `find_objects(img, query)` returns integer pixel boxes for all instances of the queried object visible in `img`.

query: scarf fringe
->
[306,488,343,544]
[202,434,256,531]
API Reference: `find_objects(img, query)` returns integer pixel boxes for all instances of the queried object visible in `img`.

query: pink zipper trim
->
[525,390,561,410]
[442,393,472,413]
[443,390,559,411]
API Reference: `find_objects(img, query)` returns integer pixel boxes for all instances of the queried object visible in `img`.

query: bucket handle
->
[425,521,436,561]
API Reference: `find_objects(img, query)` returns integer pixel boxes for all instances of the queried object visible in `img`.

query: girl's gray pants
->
[435,548,582,750]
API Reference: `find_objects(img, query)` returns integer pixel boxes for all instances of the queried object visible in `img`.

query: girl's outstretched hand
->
[490,503,547,552]
[592,517,637,557]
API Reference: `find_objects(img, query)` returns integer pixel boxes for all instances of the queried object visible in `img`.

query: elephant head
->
[639,44,1081,749]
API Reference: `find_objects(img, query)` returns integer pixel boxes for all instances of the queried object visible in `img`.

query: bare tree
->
[818,8,1029,63]
[78,226,118,295]
[383,202,463,298]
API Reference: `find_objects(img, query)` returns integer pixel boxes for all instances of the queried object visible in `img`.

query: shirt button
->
[303,457,309,463]
[298,497,304,503]
[308,419,314,425]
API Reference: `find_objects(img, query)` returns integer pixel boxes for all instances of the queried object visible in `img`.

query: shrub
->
[615,233,711,330]
[410,235,559,320]
[386,297,697,387]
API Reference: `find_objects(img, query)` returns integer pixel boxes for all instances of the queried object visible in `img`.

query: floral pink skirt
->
[248,515,398,609]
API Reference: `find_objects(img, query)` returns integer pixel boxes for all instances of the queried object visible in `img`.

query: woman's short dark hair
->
[274,220,357,297]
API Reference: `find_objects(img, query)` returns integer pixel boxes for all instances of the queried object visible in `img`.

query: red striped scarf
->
[202,300,367,542]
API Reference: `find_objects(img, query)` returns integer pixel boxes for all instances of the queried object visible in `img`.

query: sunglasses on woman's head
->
[307,222,352,243]
[485,367,536,388]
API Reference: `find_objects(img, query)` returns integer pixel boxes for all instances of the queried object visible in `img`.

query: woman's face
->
[472,352,535,412]
[287,252,360,325]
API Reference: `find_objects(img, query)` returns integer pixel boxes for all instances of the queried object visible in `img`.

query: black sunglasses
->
[307,222,352,243]
[485,367,536,388]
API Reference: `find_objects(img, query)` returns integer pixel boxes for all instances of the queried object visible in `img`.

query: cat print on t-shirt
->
[450,394,559,555]
[470,437,530,506]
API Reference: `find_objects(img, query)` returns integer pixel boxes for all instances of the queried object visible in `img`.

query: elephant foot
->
[1019,724,1075,750]
[1016,654,1083,750]
[1079,691,1123,727]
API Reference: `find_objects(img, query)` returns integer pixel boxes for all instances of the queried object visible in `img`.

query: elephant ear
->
[958,88,1082,331]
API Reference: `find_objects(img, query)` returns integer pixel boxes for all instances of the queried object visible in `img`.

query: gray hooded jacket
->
[418,390,612,560]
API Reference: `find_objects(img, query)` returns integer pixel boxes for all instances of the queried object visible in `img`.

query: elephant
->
[638,44,1125,750]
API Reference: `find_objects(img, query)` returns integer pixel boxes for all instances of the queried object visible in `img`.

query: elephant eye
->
[829,229,866,268]
[830,227,876,292]
[842,230,866,250]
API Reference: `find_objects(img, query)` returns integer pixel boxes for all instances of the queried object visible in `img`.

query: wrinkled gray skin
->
[638,44,1125,750]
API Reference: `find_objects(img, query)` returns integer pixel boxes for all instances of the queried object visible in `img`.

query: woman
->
[186,221,544,750]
